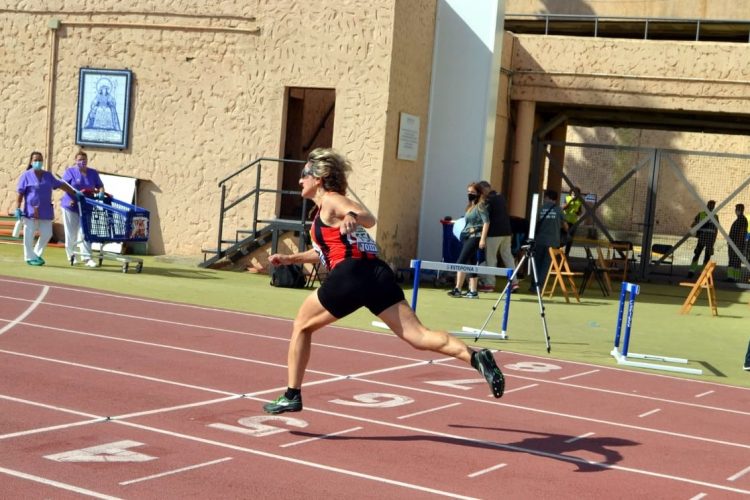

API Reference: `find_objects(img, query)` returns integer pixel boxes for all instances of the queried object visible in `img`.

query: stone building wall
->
[1,1,429,260]
[510,34,750,115]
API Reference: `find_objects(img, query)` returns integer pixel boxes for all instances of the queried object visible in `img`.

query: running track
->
[0,276,748,499]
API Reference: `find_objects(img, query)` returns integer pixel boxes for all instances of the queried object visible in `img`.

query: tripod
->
[473,238,552,353]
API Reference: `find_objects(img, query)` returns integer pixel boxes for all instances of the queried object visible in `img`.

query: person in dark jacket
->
[477,180,518,292]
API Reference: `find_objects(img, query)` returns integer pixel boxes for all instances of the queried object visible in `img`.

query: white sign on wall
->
[397,112,420,161]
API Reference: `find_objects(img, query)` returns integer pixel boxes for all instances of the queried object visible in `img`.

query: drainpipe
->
[45,18,60,169]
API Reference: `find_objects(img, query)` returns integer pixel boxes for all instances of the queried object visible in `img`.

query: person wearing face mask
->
[726,203,748,283]
[14,151,79,266]
[61,150,105,267]
[446,182,489,299]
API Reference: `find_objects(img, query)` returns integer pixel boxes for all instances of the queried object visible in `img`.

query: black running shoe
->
[263,394,303,414]
[475,349,505,398]
[447,288,462,298]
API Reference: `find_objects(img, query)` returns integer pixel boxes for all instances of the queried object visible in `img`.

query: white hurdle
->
[610,282,703,375]
[372,259,514,340]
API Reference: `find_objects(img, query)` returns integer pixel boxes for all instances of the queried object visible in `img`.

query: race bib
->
[350,227,378,254]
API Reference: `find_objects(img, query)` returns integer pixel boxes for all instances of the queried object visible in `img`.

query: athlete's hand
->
[340,212,358,235]
[268,253,285,266]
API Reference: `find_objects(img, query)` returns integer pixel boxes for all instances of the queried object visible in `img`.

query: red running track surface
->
[0,276,749,499]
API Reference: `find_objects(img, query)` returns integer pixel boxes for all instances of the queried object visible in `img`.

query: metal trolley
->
[77,195,150,273]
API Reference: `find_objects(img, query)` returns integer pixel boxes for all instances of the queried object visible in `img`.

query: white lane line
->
[5,293,749,417]
[689,493,707,500]
[398,402,461,420]
[0,286,48,336]
[564,432,595,444]
[3,278,748,395]
[504,383,538,394]
[0,465,121,499]
[467,463,507,478]
[119,457,233,485]
[558,369,599,381]
[0,305,423,364]
[728,465,750,482]
[115,420,478,500]
[2,345,749,453]
[0,279,412,344]
[695,390,714,398]
[638,408,661,418]
[0,349,238,396]
[280,426,363,448]
[243,397,750,496]
[347,375,750,451]
[440,363,750,416]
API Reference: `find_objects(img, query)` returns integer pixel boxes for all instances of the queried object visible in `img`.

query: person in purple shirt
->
[14,151,78,266]
[61,150,105,267]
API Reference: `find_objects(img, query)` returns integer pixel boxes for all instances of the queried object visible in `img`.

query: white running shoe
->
[85,259,98,268]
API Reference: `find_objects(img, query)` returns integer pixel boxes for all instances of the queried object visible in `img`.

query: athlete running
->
[263,148,505,414]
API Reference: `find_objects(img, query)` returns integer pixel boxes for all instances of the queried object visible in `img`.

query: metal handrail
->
[217,157,305,187]
[214,157,306,260]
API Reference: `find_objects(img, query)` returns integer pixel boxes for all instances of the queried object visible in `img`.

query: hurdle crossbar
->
[371,259,514,334]
[611,282,703,375]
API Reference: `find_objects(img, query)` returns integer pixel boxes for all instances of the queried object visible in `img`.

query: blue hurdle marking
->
[614,282,640,356]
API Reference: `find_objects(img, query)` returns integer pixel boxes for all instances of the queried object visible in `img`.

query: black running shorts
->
[317,258,405,318]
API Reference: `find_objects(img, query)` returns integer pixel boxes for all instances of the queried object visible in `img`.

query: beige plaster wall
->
[1,1,401,259]
[510,34,750,115]
[376,0,437,269]
[505,0,749,19]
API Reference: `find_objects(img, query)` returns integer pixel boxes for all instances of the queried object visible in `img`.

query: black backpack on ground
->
[270,264,307,288]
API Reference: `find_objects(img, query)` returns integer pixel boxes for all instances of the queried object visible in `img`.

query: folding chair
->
[305,263,327,288]
[542,247,583,303]
[679,261,718,316]
[650,243,674,276]
[579,246,611,296]
[605,241,634,282]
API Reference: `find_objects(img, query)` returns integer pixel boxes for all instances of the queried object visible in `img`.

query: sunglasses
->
[300,168,314,178]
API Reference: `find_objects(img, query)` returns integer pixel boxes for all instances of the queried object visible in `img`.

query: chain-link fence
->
[541,141,750,284]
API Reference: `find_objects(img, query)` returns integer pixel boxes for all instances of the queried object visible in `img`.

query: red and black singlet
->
[310,210,378,271]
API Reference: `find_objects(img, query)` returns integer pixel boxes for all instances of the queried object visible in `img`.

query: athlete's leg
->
[377,301,504,397]
[377,300,471,361]
[287,291,338,389]
[263,290,338,414]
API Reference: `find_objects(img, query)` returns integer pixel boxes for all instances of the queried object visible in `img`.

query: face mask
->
[32,161,43,170]
[76,159,87,168]
[467,193,478,203]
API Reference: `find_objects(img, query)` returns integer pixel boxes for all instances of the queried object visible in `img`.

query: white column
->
[418,0,505,261]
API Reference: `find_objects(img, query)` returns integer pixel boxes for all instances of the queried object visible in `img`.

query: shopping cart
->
[77,194,150,273]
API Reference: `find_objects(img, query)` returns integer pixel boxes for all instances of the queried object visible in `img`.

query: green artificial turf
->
[1,242,748,388]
